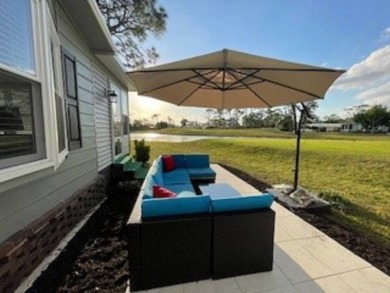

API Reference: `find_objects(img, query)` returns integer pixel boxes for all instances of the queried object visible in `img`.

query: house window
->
[121,92,129,135]
[62,51,81,150]
[0,0,35,74]
[112,90,122,156]
[0,0,46,170]
[0,70,45,169]
[47,9,67,158]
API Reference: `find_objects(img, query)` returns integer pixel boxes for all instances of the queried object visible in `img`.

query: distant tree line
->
[129,104,390,133]
[202,101,319,132]
[130,114,176,130]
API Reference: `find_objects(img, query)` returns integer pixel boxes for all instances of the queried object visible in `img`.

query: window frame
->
[46,5,68,167]
[0,0,69,183]
[0,76,46,168]
[110,83,123,158]
[110,85,130,158]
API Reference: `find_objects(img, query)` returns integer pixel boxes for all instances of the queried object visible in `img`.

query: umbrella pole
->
[293,123,302,191]
[291,103,311,192]
[292,104,305,192]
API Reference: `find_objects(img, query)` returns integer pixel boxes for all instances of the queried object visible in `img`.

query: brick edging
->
[0,176,106,293]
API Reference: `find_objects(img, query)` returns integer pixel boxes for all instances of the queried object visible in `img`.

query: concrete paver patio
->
[132,164,390,293]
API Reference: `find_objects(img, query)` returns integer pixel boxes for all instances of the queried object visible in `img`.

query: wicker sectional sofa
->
[127,154,275,291]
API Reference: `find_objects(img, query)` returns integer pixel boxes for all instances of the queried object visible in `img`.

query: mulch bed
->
[27,185,136,293]
[27,165,389,292]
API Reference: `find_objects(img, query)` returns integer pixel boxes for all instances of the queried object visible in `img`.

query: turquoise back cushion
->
[142,195,211,218]
[140,175,157,199]
[172,154,186,168]
[211,194,273,213]
[185,154,210,168]
[162,168,191,185]
[149,160,163,185]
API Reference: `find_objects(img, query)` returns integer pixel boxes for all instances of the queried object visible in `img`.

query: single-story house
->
[0,0,134,291]
[305,123,343,132]
[340,123,363,132]
[305,122,389,133]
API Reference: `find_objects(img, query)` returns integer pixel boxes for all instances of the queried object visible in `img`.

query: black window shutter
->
[62,50,81,150]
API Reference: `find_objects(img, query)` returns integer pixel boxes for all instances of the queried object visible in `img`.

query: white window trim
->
[110,84,130,159]
[0,0,68,183]
[110,82,123,159]
[45,3,68,168]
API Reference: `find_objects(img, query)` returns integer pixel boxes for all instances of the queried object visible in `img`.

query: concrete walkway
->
[133,164,390,293]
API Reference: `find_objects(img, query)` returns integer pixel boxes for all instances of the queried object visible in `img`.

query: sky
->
[130,0,390,124]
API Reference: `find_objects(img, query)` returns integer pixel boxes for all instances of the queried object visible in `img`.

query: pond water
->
[130,132,219,142]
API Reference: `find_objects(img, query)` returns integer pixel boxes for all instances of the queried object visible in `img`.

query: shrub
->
[134,139,150,164]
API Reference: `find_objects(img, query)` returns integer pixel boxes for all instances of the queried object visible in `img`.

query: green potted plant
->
[134,139,150,166]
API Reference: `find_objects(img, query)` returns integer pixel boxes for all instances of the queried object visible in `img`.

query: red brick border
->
[0,176,105,293]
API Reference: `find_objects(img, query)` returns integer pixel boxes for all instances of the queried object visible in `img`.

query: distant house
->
[305,123,343,132]
[341,123,389,133]
[0,1,134,291]
[306,122,389,133]
[340,123,363,132]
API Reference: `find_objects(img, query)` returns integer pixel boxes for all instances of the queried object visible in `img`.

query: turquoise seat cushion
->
[184,155,210,168]
[162,168,191,185]
[211,194,274,213]
[164,183,195,195]
[142,195,211,218]
[172,154,186,168]
[187,167,216,179]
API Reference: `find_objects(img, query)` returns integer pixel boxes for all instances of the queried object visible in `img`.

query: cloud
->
[332,43,390,106]
[356,80,390,106]
[380,27,390,42]
[334,44,390,90]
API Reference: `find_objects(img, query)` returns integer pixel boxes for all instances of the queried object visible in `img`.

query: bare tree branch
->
[97,0,167,69]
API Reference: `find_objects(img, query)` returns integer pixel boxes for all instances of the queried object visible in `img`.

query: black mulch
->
[27,185,137,293]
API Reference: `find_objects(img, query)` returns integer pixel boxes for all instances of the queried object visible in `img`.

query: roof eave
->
[60,0,116,54]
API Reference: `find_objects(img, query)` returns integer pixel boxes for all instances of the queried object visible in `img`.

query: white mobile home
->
[0,1,133,291]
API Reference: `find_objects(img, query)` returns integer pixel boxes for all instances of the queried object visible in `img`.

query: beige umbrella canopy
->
[127,49,344,110]
[127,49,345,191]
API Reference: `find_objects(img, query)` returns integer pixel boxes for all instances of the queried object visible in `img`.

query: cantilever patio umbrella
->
[127,49,345,190]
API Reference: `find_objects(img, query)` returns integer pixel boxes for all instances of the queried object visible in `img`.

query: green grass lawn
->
[132,131,390,246]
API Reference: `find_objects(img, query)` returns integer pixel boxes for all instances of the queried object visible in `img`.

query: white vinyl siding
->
[93,65,112,171]
[0,2,99,242]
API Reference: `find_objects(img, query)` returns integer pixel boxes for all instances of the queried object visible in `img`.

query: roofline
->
[86,0,116,53]
[60,0,134,89]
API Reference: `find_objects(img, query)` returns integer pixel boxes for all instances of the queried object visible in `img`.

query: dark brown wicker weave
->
[128,194,212,291]
[212,209,275,279]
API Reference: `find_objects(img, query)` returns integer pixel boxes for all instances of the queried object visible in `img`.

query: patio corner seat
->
[212,208,275,279]
[209,193,275,279]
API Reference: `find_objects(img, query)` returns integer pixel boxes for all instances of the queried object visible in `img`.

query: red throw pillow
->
[162,155,176,172]
[153,185,177,198]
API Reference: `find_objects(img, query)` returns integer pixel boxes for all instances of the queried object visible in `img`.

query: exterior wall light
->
[105,89,118,103]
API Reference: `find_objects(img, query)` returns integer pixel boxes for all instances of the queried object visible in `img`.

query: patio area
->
[129,164,390,293]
